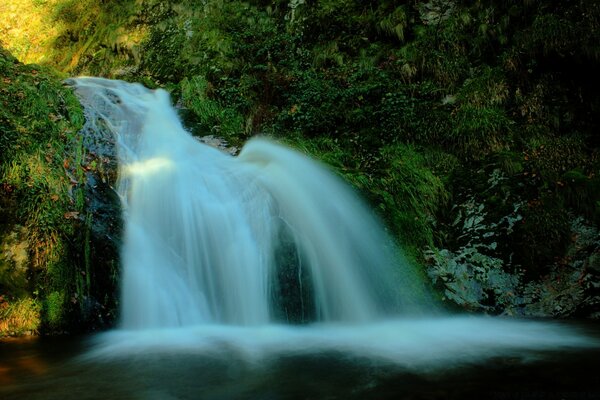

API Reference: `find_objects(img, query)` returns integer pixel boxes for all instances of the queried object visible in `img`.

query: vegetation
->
[1,0,599,333]
[0,297,40,336]
[0,47,118,336]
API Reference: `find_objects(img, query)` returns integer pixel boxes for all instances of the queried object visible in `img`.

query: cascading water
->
[70,77,596,368]
[71,77,431,329]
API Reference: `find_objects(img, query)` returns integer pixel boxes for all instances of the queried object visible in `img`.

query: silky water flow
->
[70,77,597,368]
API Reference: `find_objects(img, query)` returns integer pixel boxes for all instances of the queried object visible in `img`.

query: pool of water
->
[1,322,600,400]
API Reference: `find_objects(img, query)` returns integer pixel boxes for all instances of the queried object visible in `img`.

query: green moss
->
[374,144,449,252]
[42,290,66,329]
[1,46,84,334]
[0,225,30,299]
[180,76,244,142]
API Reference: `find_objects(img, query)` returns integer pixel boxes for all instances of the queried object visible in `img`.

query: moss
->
[374,144,449,252]
[179,76,245,143]
[42,290,66,330]
[0,225,30,299]
[1,0,599,318]
[0,45,84,335]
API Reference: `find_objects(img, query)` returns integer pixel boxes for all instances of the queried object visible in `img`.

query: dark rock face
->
[79,170,122,330]
[66,84,123,330]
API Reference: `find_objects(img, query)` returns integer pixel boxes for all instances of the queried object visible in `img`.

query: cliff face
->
[1,1,599,333]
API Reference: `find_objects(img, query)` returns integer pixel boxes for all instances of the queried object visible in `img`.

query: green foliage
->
[277,71,345,137]
[42,290,66,330]
[446,163,575,278]
[2,0,599,319]
[427,199,599,317]
[0,46,85,334]
[288,137,448,253]
[525,6,600,60]
[180,76,244,141]
[426,245,521,313]
[449,67,513,158]
[374,144,449,250]
[139,13,188,82]
[378,6,408,42]
[521,135,600,223]
[451,104,513,158]
[0,297,41,336]
[521,216,600,318]
[50,0,140,75]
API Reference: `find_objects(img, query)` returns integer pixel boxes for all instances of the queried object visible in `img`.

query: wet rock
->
[65,85,123,330]
[196,135,239,156]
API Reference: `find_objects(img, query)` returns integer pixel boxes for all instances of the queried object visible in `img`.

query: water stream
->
[72,77,434,328]
[2,77,597,399]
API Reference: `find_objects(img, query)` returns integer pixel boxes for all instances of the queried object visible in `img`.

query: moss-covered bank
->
[0,48,119,336]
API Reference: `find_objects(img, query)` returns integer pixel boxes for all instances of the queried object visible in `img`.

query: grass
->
[0,0,142,75]
[1,46,85,335]
[0,0,64,65]
[180,75,245,143]
[0,298,41,337]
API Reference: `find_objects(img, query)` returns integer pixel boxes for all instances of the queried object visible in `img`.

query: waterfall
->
[71,77,432,329]
[71,77,596,368]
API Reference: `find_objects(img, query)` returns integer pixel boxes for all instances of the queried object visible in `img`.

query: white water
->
[71,77,597,368]
[72,77,431,328]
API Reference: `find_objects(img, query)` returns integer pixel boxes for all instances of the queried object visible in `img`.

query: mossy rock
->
[0,45,92,335]
[0,225,31,299]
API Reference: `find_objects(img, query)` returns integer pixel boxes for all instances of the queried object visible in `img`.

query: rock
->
[196,135,239,156]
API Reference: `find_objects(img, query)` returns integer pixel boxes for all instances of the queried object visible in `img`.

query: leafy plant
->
[426,194,524,313]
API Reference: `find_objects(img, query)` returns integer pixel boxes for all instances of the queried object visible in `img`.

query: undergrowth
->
[0,47,86,335]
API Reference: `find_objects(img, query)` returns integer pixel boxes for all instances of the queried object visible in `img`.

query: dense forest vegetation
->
[1,0,599,336]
